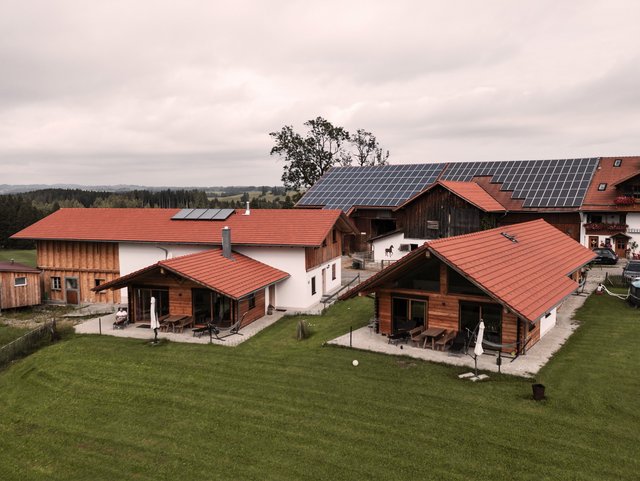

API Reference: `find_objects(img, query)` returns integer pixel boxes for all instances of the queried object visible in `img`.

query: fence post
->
[350,326,352,347]
[99,317,102,335]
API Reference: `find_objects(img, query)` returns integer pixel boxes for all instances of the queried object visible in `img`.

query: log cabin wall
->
[499,212,581,241]
[169,287,192,317]
[397,186,495,239]
[238,288,266,326]
[0,272,41,309]
[305,229,342,270]
[37,240,121,305]
[373,257,540,353]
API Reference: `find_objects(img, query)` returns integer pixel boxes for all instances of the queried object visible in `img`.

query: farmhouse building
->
[11,208,357,321]
[297,157,635,257]
[341,220,595,354]
[0,261,41,310]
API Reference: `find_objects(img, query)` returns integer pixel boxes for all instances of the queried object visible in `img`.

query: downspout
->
[155,246,170,260]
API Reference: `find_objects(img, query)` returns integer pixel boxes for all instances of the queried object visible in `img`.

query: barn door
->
[65,277,79,305]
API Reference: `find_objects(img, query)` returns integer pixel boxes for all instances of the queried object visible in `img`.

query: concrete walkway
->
[329,265,620,377]
[74,310,287,346]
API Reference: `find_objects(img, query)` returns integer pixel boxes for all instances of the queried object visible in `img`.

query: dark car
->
[591,248,618,265]
[623,260,640,283]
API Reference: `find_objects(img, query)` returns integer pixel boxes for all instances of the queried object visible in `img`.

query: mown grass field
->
[0,249,37,267]
[0,324,30,345]
[0,295,639,480]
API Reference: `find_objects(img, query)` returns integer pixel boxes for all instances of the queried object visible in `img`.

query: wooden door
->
[268,284,276,307]
[615,237,628,258]
[65,277,79,305]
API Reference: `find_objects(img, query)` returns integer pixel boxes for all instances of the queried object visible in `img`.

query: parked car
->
[591,248,618,265]
[623,260,640,283]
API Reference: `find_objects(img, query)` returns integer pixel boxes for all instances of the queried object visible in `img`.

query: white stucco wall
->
[371,232,428,262]
[539,309,557,338]
[235,246,341,312]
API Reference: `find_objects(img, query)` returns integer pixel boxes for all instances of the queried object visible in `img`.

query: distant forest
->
[0,187,298,249]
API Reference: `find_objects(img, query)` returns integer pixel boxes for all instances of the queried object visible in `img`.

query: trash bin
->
[532,383,546,401]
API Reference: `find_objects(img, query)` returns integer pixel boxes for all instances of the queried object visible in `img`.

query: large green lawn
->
[0,249,36,267]
[0,295,638,480]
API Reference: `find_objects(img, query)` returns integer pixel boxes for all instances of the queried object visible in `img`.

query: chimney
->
[222,226,233,259]
[243,201,250,215]
[10,258,14,264]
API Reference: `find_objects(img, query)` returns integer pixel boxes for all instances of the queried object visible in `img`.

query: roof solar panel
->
[185,209,209,219]
[298,163,445,211]
[171,209,194,220]
[171,208,235,221]
[212,209,234,220]
[198,208,221,220]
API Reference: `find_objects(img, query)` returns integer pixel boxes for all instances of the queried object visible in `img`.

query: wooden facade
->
[372,259,537,354]
[37,240,121,304]
[305,229,343,270]
[117,268,266,329]
[347,209,397,252]
[0,271,41,310]
[397,186,499,239]
[499,212,582,241]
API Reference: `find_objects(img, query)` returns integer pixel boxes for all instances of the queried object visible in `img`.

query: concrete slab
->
[74,310,287,346]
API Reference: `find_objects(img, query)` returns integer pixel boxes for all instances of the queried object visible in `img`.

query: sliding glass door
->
[392,297,427,333]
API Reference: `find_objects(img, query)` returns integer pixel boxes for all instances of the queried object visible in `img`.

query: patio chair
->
[448,330,468,355]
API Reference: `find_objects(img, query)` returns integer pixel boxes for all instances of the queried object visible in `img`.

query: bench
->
[434,330,457,351]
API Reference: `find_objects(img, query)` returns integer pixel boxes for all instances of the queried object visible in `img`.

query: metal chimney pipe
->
[222,226,233,259]
[244,201,251,215]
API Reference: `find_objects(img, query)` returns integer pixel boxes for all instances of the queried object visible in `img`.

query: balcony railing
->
[584,222,628,233]
[614,196,637,206]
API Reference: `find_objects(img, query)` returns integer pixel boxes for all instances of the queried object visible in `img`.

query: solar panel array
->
[441,158,600,208]
[297,163,445,211]
[171,208,235,220]
[297,158,601,211]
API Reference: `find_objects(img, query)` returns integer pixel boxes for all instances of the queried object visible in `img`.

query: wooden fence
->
[0,320,58,368]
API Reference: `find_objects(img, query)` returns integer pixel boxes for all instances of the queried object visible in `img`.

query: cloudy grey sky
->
[1,0,639,187]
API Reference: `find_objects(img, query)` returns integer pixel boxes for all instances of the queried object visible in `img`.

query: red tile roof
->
[395,180,505,212]
[343,219,595,323]
[11,208,356,247]
[95,249,289,299]
[0,261,40,273]
[582,156,640,212]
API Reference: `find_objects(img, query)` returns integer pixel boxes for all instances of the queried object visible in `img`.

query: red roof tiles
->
[11,208,356,247]
[396,180,506,213]
[343,219,595,322]
[95,249,289,299]
[582,156,640,212]
[0,261,40,273]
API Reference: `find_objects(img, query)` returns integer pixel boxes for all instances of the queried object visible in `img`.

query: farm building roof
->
[11,208,357,247]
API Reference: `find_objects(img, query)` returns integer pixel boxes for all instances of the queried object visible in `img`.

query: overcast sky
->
[1,0,639,187]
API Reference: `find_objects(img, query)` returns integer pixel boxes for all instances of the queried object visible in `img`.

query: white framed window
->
[51,276,61,290]
[14,277,27,287]
[311,276,317,295]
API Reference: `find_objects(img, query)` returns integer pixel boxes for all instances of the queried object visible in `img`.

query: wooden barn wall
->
[0,272,41,309]
[398,187,489,239]
[348,209,397,252]
[238,289,266,326]
[305,229,342,270]
[37,240,121,305]
[169,287,192,316]
[499,212,581,241]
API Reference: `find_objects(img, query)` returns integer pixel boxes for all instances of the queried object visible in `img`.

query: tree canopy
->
[270,117,390,190]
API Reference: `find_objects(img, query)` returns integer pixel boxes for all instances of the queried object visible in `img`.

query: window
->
[399,244,410,252]
[94,278,105,288]
[14,277,27,287]
[614,159,622,167]
[248,293,256,310]
[392,297,427,333]
[332,229,337,244]
[51,276,61,290]
[332,263,336,280]
[311,276,316,295]
[322,239,327,247]
[597,183,607,191]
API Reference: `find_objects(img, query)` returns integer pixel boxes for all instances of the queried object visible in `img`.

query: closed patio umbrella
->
[473,321,485,376]
[150,296,160,343]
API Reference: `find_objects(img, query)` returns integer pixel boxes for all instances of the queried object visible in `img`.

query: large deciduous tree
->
[270,117,389,190]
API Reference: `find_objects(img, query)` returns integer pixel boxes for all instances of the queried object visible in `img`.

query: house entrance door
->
[613,236,629,258]
[65,277,79,305]
[459,302,502,346]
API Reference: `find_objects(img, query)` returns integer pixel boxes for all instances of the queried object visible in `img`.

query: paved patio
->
[74,310,287,346]
[329,264,620,377]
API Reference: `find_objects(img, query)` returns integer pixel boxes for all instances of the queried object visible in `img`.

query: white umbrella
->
[474,321,485,357]
[150,296,160,342]
[473,321,485,376]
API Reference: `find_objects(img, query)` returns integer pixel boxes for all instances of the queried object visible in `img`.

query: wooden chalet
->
[0,261,41,310]
[94,249,289,328]
[341,220,595,354]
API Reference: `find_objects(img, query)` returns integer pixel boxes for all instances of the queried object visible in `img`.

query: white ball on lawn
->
[352,360,359,367]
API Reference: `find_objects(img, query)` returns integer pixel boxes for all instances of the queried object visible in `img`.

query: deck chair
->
[207,313,248,342]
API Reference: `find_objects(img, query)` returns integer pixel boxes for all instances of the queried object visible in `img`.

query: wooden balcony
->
[584,222,628,233]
